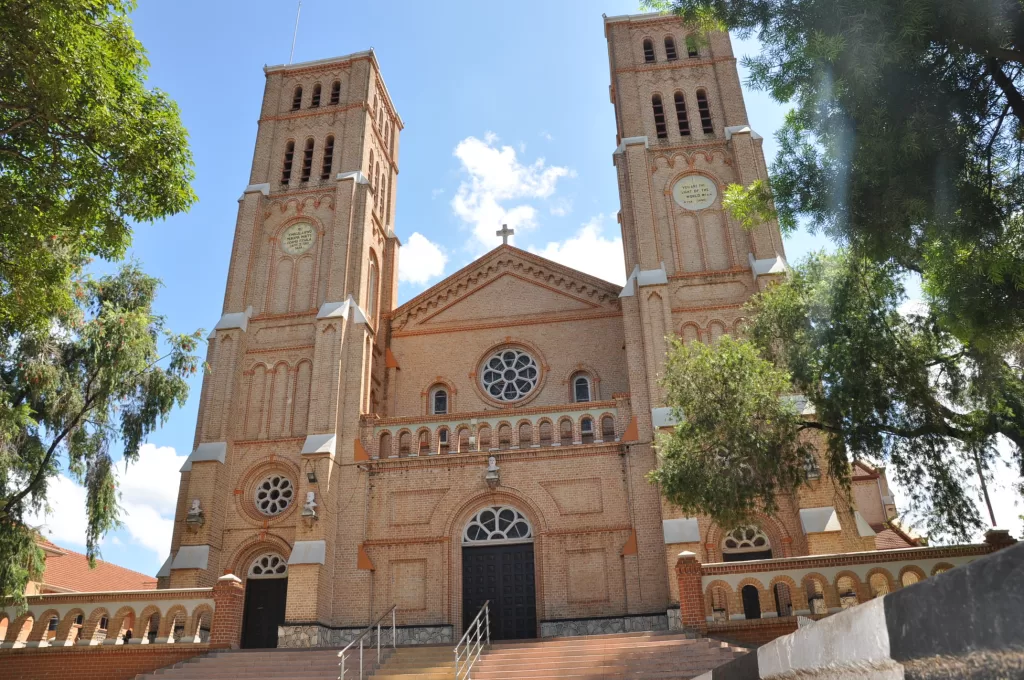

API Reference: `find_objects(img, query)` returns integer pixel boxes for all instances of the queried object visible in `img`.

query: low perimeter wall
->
[0,644,209,680]
[697,540,1024,679]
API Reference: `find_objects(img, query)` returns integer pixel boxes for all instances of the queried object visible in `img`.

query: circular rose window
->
[481,349,539,401]
[255,475,294,516]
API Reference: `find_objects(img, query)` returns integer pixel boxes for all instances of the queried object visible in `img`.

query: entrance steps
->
[136,632,746,680]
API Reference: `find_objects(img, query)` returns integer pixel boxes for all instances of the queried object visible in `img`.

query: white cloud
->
[549,199,573,217]
[451,133,573,251]
[399,232,448,286]
[27,443,186,559]
[541,131,554,142]
[530,215,627,285]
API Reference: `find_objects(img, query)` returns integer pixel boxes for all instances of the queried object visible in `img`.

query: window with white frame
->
[573,374,592,403]
[431,386,448,414]
[248,552,288,579]
[481,348,539,402]
[463,506,533,545]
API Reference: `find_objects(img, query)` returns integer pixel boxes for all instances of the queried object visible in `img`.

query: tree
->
[649,336,814,530]
[0,1,198,603]
[0,267,201,604]
[0,0,196,335]
[642,0,1024,540]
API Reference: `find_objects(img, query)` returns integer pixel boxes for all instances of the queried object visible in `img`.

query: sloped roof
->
[37,539,157,592]
[874,527,919,551]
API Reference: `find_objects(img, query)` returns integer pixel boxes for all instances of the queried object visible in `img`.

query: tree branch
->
[987,58,1024,123]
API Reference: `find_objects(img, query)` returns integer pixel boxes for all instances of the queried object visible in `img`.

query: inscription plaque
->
[281,222,316,255]
[672,175,718,211]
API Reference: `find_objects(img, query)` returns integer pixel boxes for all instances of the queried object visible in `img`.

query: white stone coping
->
[336,170,369,184]
[171,545,210,571]
[663,518,700,544]
[265,50,372,73]
[619,264,668,297]
[651,407,681,429]
[800,506,842,535]
[854,511,877,537]
[317,295,368,323]
[156,554,173,578]
[179,442,227,472]
[214,306,253,333]
[724,125,764,141]
[244,183,270,196]
[750,252,788,279]
[301,433,337,455]
[288,540,327,565]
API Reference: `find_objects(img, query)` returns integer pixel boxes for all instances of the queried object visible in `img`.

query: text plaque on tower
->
[672,175,718,211]
[281,222,316,255]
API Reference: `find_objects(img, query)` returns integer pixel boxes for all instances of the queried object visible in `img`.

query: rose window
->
[248,552,288,579]
[463,506,533,544]
[255,475,294,516]
[722,526,770,553]
[481,349,539,401]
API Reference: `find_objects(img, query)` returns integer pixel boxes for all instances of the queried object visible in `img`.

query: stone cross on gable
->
[496,224,514,245]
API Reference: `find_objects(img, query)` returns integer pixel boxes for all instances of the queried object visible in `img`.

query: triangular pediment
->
[390,246,622,332]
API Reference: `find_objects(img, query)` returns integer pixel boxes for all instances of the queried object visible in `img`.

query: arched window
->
[463,506,532,544]
[398,431,411,457]
[674,92,690,136]
[310,84,321,107]
[539,421,553,446]
[642,38,655,63]
[497,424,512,450]
[773,583,793,617]
[559,419,573,446]
[687,37,699,58]
[457,427,470,453]
[900,570,921,588]
[417,430,430,455]
[300,138,314,182]
[291,86,303,110]
[806,577,828,615]
[601,416,615,440]
[580,417,594,444]
[430,386,448,415]
[379,432,392,459]
[652,94,668,139]
[710,586,728,622]
[518,422,533,448]
[742,585,761,619]
[869,573,890,598]
[369,150,374,177]
[573,374,592,403]
[477,425,491,450]
[722,526,772,562]
[330,80,341,105]
[366,253,379,324]
[664,36,678,60]
[321,135,334,180]
[248,552,288,579]
[438,427,450,454]
[696,89,714,133]
[281,141,295,184]
[837,576,859,609]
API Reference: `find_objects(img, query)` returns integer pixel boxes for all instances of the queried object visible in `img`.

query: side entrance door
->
[462,543,536,640]
[241,577,288,648]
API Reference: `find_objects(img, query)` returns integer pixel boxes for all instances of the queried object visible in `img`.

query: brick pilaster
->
[210,574,245,649]
[675,551,706,634]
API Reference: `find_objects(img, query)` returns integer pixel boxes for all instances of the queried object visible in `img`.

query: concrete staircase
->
[137,632,745,680]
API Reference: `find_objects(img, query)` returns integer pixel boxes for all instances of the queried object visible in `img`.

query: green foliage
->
[0,266,202,598]
[722,179,778,231]
[748,252,1018,541]
[0,0,196,335]
[0,1,199,602]
[649,336,814,529]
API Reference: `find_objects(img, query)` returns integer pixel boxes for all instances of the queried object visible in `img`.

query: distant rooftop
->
[36,539,157,593]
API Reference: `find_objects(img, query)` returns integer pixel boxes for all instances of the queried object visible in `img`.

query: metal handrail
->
[454,601,490,680]
[338,605,397,680]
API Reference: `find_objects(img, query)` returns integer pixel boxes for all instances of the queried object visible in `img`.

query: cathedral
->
[160,11,905,648]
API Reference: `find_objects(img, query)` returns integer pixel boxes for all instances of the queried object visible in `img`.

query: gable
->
[390,246,622,333]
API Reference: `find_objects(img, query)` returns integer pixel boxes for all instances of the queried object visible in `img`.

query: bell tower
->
[603,12,787,611]
[163,50,402,641]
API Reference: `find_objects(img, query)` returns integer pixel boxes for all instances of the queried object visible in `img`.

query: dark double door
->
[462,543,537,640]
[241,578,288,648]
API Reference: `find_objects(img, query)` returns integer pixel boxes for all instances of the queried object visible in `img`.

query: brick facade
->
[163,13,908,645]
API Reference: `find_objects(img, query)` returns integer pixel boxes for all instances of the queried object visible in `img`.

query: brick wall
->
[708,619,798,647]
[0,645,208,680]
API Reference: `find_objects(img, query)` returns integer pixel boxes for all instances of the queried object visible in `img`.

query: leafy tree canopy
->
[0,0,196,334]
[0,1,199,603]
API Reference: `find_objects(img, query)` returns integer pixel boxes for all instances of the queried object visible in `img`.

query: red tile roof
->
[37,540,157,592]
[874,528,917,551]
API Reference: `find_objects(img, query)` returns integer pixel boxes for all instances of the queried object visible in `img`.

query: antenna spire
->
[289,1,302,64]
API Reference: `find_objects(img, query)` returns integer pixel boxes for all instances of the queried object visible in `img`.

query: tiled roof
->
[874,528,917,551]
[37,540,157,592]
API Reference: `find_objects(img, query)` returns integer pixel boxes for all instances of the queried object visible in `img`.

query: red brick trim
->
[702,544,994,576]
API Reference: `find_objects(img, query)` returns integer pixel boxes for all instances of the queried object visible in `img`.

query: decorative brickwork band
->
[675,551,707,633]
[209,574,244,649]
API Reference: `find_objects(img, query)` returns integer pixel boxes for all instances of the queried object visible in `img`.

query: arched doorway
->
[461,505,536,640]
[722,526,773,562]
[241,552,288,648]
[741,585,762,619]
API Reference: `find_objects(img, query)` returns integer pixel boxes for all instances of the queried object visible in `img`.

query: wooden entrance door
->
[462,543,536,640]
[241,578,288,648]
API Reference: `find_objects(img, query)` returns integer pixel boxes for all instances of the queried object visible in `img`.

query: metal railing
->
[338,605,397,680]
[454,601,490,680]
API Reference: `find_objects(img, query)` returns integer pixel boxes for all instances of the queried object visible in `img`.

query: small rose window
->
[481,349,539,402]
[463,506,533,544]
[255,475,294,516]
[248,552,288,579]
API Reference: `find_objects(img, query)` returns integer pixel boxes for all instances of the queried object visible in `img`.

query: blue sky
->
[30,1,1019,575]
